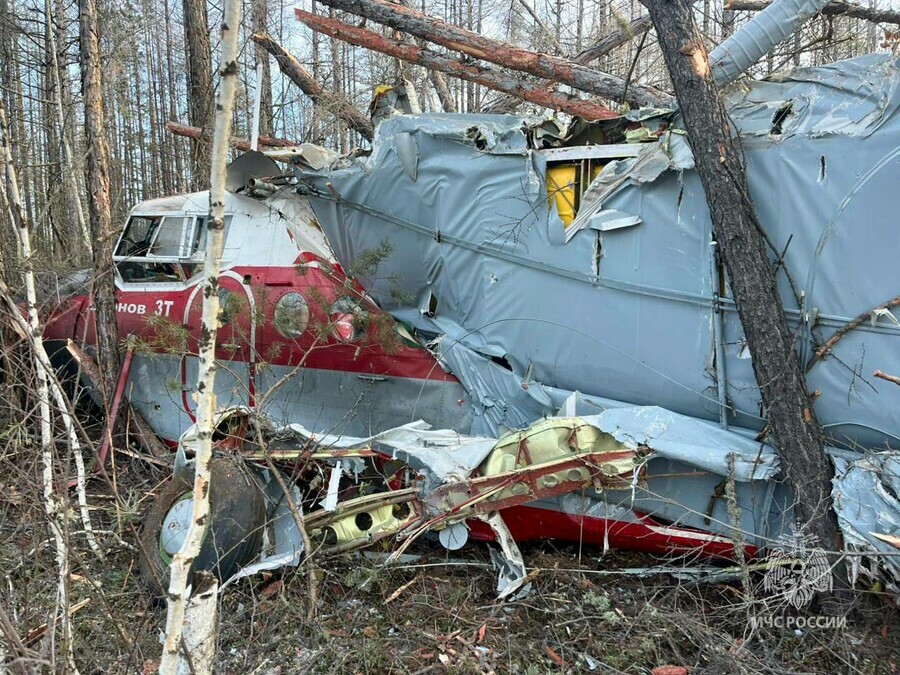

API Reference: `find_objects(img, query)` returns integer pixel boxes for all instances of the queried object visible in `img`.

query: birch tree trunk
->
[0,96,77,675]
[78,0,119,400]
[158,0,242,670]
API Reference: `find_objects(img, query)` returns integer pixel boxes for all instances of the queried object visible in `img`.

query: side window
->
[114,214,231,284]
[114,216,160,257]
[149,217,190,256]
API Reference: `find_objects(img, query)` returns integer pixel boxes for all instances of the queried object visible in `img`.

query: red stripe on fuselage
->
[44,265,458,383]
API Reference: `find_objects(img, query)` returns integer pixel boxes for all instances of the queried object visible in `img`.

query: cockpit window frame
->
[113,212,232,287]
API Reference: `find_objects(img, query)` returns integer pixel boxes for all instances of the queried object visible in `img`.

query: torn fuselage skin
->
[167,408,795,597]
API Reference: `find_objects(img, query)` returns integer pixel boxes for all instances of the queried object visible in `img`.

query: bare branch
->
[166,121,298,151]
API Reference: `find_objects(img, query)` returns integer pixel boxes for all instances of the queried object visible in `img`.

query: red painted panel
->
[466,505,757,561]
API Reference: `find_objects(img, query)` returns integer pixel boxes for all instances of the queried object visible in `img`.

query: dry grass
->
[1,445,899,673]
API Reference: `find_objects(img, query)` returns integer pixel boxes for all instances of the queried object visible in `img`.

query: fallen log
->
[726,0,900,25]
[572,14,654,65]
[294,10,621,120]
[310,0,671,109]
[252,33,375,141]
[486,15,655,115]
[166,121,296,151]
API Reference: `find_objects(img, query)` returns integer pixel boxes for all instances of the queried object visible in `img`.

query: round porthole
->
[274,292,310,339]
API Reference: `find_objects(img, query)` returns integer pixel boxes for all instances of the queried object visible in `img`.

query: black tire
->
[139,456,266,598]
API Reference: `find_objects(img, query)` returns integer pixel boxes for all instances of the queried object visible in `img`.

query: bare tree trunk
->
[642,0,843,569]
[294,10,626,119]
[183,0,214,190]
[429,70,457,112]
[252,32,375,140]
[251,0,274,137]
[516,0,563,52]
[0,96,77,675]
[159,0,241,670]
[310,0,672,108]
[78,0,119,401]
[46,0,90,251]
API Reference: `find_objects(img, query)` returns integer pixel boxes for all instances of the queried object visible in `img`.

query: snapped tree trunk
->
[252,33,374,141]
[78,0,119,401]
[642,0,843,567]
[158,0,241,670]
[251,0,274,137]
[571,14,653,65]
[293,10,621,121]
[311,0,672,108]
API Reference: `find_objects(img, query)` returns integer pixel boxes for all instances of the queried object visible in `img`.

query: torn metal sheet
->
[484,512,530,599]
[830,449,900,597]
[169,407,810,596]
[281,419,497,483]
[299,55,900,451]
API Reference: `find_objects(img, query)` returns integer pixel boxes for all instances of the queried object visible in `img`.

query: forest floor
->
[2,446,899,675]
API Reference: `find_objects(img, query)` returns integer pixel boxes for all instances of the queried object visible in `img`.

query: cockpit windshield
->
[113,213,231,284]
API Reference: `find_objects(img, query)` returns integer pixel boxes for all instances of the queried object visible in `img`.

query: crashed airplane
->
[43,0,900,600]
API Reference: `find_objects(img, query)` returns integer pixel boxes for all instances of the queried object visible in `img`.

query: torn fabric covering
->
[565,129,694,241]
[300,54,900,451]
[725,54,900,139]
[580,406,780,482]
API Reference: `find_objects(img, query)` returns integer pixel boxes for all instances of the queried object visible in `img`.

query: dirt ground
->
[2,449,899,675]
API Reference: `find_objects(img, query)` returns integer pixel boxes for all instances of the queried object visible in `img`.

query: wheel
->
[139,456,266,598]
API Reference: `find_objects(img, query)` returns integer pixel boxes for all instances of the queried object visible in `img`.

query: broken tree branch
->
[874,370,900,387]
[251,33,375,140]
[294,10,620,120]
[807,295,900,371]
[726,0,900,25]
[166,121,296,151]
[309,0,672,109]
[572,14,654,65]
